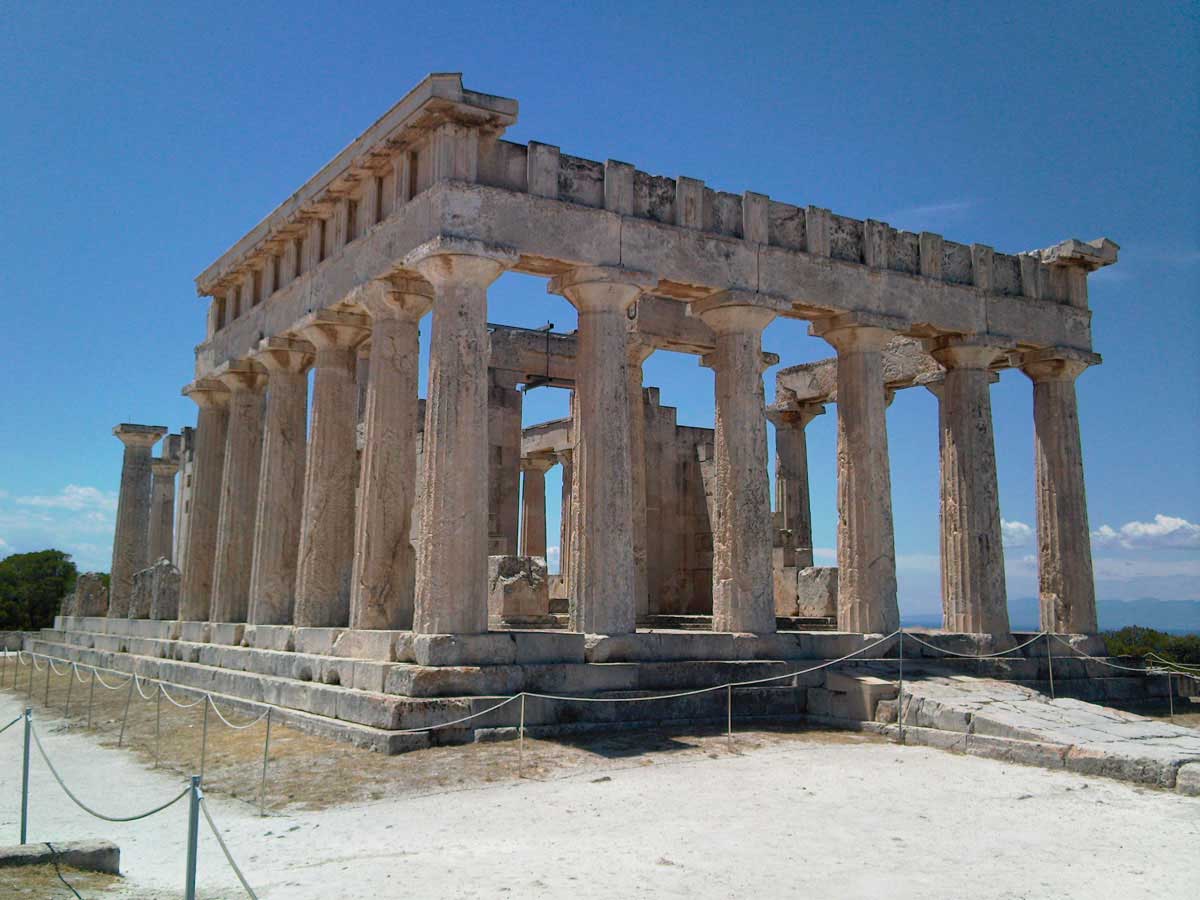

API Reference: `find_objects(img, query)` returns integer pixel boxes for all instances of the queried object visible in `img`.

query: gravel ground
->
[2,671,1198,899]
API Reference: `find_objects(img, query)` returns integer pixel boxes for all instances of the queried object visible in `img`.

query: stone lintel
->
[112,423,168,447]
[1035,237,1119,271]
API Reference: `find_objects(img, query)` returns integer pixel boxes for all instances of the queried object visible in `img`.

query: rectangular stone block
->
[244,624,295,652]
[209,623,245,647]
[293,627,345,657]
[179,622,211,644]
[332,629,398,661]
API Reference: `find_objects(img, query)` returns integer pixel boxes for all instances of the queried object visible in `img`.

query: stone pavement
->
[886,676,1200,795]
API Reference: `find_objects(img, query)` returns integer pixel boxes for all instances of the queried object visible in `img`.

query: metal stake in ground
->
[64,665,74,720]
[1046,633,1056,700]
[1167,672,1175,722]
[258,708,272,817]
[199,699,210,779]
[20,707,32,844]
[118,676,135,747]
[86,669,96,729]
[727,684,733,747]
[155,685,163,768]
[43,659,52,707]
[27,656,35,700]
[184,775,201,900]
[518,694,526,777]
[897,630,905,744]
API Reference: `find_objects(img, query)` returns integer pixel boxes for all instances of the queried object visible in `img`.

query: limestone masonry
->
[49,74,1160,756]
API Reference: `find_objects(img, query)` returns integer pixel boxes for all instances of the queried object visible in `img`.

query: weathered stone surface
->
[179,381,230,621]
[795,566,838,618]
[0,839,120,874]
[147,559,181,620]
[487,555,550,624]
[109,424,166,616]
[72,572,109,618]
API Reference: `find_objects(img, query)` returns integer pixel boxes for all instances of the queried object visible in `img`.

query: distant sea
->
[902,597,1200,635]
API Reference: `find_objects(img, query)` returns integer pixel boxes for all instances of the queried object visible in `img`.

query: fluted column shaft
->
[210,366,266,623]
[109,425,166,615]
[179,385,229,621]
[768,406,822,569]
[148,458,178,565]
[549,267,654,635]
[407,238,517,634]
[815,318,899,633]
[350,280,431,630]
[519,458,554,558]
[294,312,369,627]
[248,339,312,625]
[557,448,574,586]
[1022,350,1099,634]
[931,340,1010,635]
[696,297,778,634]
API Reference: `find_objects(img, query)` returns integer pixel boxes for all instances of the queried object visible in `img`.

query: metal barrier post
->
[86,670,96,729]
[64,666,74,720]
[118,676,135,748]
[1046,633,1056,700]
[27,657,35,700]
[155,685,163,768]
[518,694,526,777]
[20,707,32,844]
[727,684,733,747]
[43,660,51,707]
[199,699,209,779]
[258,708,272,816]
[184,775,201,900]
[1167,672,1175,722]
[897,630,905,744]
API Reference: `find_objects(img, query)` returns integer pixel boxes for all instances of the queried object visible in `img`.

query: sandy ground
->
[2,670,1199,899]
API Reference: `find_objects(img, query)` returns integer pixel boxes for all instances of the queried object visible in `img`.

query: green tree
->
[0,549,78,631]
[1103,626,1200,666]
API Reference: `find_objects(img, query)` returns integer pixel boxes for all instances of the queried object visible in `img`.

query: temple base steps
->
[16,618,1186,757]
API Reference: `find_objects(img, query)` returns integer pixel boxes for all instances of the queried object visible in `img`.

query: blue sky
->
[1,2,1197,624]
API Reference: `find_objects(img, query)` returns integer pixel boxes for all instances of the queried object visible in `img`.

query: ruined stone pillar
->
[210,363,266,623]
[766,404,823,569]
[406,237,517,634]
[556,447,574,585]
[109,424,167,616]
[929,337,1012,635]
[627,337,654,619]
[247,338,312,625]
[695,292,780,634]
[812,313,902,633]
[293,311,370,627]
[179,381,229,621]
[148,449,179,565]
[1021,348,1101,634]
[349,279,432,631]
[519,456,554,559]
[488,370,523,555]
[549,266,655,635]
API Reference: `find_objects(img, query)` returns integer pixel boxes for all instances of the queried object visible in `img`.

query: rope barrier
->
[900,630,1048,659]
[134,674,159,701]
[0,714,22,736]
[206,696,270,731]
[160,684,206,709]
[91,668,134,691]
[1049,634,1155,674]
[47,658,72,677]
[198,795,260,899]
[29,723,191,822]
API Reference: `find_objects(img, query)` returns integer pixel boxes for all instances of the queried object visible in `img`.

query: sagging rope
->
[0,714,22,736]
[29,723,191,822]
[206,695,270,731]
[160,683,206,709]
[1049,633,1157,674]
[901,630,1048,659]
[198,794,260,899]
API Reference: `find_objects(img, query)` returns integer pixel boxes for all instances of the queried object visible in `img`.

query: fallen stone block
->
[0,839,120,874]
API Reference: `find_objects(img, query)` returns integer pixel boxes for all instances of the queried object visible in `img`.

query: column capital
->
[112,423,167,449]
[766,402,825,429]
[403,236,517,288]
[151,457,180,478]
[521,454,556,474]
[554,447,573,466]
[810,311,907,353]
[929,334,1015,370]
[253,336,314,375]
[548,266,656,314]
[1020,347,1102,383]
[213,360,267,393]
[692,290,789,334]
[347,277,435,321]
[182,379,230,409]
[292,309,370,351]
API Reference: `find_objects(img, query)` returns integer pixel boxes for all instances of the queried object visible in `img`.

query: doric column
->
[292,310,369,627]
[210,363,266,623]
[929,336,1013,635]
[148,443,180,565]
[406,237,517,634]
[627,337,654,618]
[1021,348,1101,634]
[548,266,655,635]
[109,424,167,615]
[519,456,555,558]
[556,448,574,587]
[811,313,903,633]
[766,404,824,569]
[349,278,432,630]
[179,381,229,621]
[695,292,782,634]
[488,370,523,555]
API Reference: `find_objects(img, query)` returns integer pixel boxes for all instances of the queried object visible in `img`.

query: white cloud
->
[1001,519,1033,548]
[16,484,117,513]
[1091,515,1200,551]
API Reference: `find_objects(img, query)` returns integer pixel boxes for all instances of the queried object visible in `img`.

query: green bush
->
[1103,626,1200,666]
[0,549,78,631]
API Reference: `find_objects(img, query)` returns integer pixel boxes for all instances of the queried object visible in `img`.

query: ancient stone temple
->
[46,74,1129,752]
